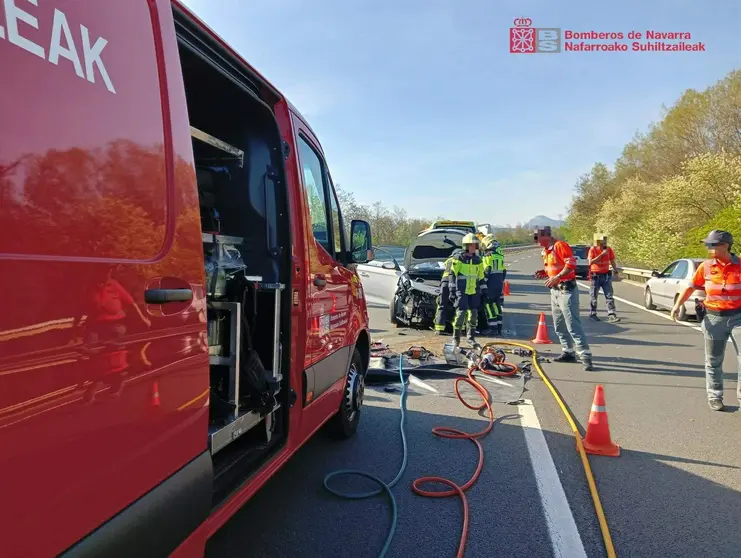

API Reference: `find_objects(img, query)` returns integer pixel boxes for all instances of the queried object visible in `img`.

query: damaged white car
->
[389,228,466,329]
[355,245,406,307]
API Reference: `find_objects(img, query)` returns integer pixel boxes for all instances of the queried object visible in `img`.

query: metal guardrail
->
[502,244,540,254]
[616,266,654,283]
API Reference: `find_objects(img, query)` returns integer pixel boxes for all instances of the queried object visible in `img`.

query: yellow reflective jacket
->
[450,254,486,296]
[483,250,504,276]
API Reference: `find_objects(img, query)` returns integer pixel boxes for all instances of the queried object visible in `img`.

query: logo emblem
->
[509,18,562,54]
[510,18,535,53]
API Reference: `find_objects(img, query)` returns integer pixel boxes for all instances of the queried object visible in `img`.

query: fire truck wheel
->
[329,349,365,439]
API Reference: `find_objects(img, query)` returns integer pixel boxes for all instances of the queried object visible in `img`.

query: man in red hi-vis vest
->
[588,234,620,323]
[672,230,741,412]
[534,227,593,371]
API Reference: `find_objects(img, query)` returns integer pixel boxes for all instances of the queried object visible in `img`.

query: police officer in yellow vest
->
[449,233,486,349]
[434,248,463,335]
[480,234,505,336]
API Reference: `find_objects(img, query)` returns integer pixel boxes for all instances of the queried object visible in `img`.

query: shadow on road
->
[205,391,741,558]
[593,355,737,381]
[590,335,691,348]
[206,400,560,557]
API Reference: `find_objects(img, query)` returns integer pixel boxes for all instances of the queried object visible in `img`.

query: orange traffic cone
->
[581,385,620,457]
[503,281,511,296]
[151,381,161,407]
[531,312,552,344]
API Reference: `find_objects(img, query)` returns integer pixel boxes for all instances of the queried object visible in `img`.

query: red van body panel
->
[0,1,370,556]
[0,1,208,555]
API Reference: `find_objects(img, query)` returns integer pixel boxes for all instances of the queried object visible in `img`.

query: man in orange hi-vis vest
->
[588,234,620,323]
[672,230,741,412]
[534,227,593,371]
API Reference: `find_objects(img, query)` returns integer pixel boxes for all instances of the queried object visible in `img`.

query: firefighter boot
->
[467,326,481,351]
[452,329,461,349]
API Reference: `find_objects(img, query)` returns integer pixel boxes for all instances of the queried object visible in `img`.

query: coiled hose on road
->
[324,341,616,558]
[322,355,409,558]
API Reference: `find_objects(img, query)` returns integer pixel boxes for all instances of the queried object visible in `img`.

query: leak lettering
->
[0,1,116,94]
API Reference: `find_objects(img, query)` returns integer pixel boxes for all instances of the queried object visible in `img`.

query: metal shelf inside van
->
[209,403,282,456]
[190,126,244,167]
[207,289,284,455]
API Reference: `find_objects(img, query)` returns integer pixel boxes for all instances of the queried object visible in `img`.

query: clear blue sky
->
[180,0,739,226]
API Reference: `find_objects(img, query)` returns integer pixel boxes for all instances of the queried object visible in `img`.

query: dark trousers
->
[590,272,616,316]
[434,284,453,332]
[452,293,481,331]
[484,273,504,327]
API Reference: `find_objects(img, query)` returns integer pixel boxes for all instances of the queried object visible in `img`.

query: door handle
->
[145,288,193,304]
[313,275,327,288]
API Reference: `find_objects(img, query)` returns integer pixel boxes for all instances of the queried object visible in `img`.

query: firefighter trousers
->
[484,274,504,328]
[434,284,453,332]
[452,293,480,331]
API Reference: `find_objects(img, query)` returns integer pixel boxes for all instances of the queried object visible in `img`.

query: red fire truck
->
[0,1,373,556]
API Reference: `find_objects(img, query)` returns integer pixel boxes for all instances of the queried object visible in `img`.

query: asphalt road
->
[207,250,741,558]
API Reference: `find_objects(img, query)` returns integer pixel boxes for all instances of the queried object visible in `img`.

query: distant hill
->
[524,215,564,229]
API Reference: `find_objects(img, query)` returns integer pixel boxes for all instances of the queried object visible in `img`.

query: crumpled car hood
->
[406,277,441,296]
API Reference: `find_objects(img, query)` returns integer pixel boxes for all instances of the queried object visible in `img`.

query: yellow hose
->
[482,340,617,558]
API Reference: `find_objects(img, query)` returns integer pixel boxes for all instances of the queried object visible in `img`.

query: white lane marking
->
[475,374,512,387]
[519,400,588,558]
[575,281,702,332]
[408,374,439,393]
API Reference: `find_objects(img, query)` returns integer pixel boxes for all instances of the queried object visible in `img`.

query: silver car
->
[644,258,706,320]
[571,244,590,279]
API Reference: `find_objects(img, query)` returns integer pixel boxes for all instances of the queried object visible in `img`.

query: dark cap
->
[702,230,733,245]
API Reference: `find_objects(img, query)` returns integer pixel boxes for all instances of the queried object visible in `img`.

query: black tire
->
[389,296,399,326]
[674,296,687,321]
[390,295,404,328]
[644,288,656,310]
[328,349,365,439]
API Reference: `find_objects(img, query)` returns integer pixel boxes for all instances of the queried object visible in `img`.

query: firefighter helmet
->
[481,234,496,250]
[462,233,479,246]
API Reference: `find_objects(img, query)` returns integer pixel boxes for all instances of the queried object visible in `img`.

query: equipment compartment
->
[176,14,292,506]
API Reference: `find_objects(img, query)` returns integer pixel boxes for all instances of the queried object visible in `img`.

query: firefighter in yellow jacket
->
[480,234,505,335]
[449,233,486,349]
[434,248,463,335]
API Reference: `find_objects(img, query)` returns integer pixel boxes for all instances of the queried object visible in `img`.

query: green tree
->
[564,68,741,268]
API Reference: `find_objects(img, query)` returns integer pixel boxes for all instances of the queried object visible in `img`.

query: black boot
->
[553,352,577,363]
[581,356,594,371]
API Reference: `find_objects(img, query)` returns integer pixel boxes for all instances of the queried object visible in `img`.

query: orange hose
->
[411,357,518,557]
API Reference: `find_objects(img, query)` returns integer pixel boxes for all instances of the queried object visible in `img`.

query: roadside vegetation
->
[336,187,558,248]
[563,69,741,269]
